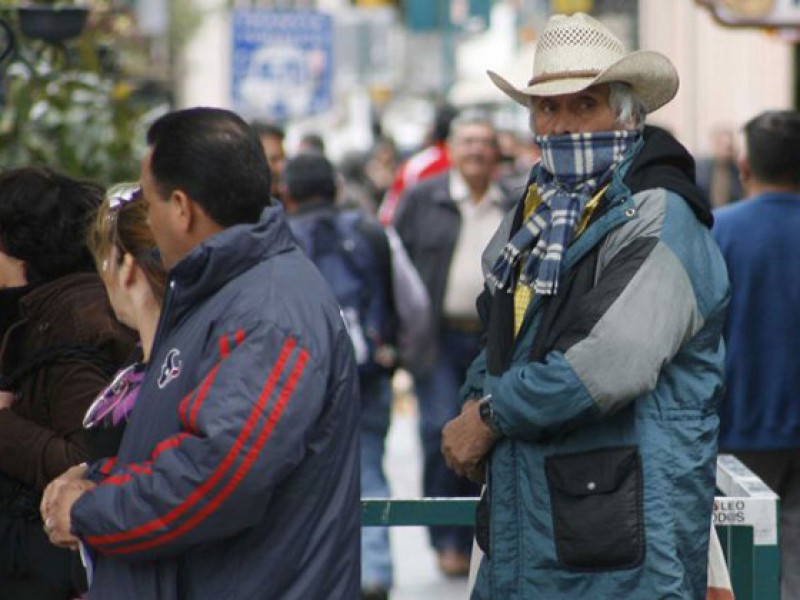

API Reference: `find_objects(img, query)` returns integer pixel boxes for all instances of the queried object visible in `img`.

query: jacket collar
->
[168,205,296,307]
[20,273,98,319]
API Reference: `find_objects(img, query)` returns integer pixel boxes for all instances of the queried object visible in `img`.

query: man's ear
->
[170,189,194,233]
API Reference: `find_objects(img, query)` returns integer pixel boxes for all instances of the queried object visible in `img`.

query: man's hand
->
[41,463,88,517]
[0,390,15,410]
[441,399,497,483]
[41,476,95,549]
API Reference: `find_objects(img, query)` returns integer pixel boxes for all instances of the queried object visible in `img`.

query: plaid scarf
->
[488,129,640,296]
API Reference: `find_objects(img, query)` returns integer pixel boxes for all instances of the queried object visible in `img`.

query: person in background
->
[297,132,326,156]
[338,138,401,217]
[42,107,361,600]
[394,111,512,577]
[251,120,286,199]
[0,167,135,600]
[364,137,399,205]
[379,103,458,225]
[442,13,728,598]
[282,153,397,600]
[494,129,541,194]
[712,110,800,600]
[696,125,743,208]
[338,151,381,215]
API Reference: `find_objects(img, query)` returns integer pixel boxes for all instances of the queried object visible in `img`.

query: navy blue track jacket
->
[70,206,361,599]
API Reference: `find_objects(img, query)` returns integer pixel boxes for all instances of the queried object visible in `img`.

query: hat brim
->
[487,50,679,114]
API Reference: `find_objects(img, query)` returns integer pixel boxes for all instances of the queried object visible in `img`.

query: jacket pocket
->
[545,445,644,571]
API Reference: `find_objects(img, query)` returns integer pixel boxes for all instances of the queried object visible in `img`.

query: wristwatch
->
[477,394,498,435]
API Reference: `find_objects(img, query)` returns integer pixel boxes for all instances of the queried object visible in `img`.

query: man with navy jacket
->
[42,107,361,600]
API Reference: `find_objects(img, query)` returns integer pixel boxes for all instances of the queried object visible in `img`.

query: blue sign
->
[232,9,334,121]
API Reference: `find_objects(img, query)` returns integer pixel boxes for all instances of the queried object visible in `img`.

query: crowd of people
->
[0,10,796,600]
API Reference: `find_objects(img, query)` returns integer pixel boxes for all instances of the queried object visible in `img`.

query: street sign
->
[231,9,334,121]
[702,0,800,26]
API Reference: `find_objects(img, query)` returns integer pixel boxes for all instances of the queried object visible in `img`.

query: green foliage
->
[0,5,167,185]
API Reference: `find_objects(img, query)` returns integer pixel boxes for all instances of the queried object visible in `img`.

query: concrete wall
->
[640,0,793,156]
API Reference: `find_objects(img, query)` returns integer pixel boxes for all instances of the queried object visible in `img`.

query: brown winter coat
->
[0,273,135,491]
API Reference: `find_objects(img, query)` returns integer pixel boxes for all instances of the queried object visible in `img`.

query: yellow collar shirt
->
[513,184,607,336]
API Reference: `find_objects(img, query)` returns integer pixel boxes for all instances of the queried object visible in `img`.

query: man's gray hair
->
[608,82,647,129]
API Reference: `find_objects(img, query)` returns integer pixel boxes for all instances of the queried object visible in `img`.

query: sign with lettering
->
[231,9,334,120]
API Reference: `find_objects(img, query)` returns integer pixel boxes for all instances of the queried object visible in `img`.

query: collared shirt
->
[443,170,507,319]
[513,184,607,336]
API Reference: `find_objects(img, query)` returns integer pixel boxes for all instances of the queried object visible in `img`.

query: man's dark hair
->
[298,132,326,155]
[744,110,800,186]
[0,166,102,284]
[432,103,459,143]
[147,107,273,227]
[250,120,285,142]
[283,154,337,203]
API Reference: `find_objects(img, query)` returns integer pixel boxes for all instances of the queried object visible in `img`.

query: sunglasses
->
[104,183,148,269]
[108,184,142,211]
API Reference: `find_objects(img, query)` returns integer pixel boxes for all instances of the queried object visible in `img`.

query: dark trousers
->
[0,509,83,600]
[414,328,482,555]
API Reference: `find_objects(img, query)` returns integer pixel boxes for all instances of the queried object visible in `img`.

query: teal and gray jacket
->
[465,128,730,599]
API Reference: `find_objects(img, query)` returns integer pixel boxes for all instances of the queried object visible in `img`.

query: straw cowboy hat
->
[488,12,679,113]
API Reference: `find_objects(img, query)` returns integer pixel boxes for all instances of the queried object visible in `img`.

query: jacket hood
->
[623,125,713,228]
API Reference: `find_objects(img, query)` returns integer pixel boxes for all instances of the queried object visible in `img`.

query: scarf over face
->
[488,129,640,296]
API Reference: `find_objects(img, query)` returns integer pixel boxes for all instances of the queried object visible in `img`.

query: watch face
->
[718,0,775,18]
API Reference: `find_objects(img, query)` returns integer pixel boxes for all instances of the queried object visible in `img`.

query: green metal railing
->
[362,454,780,599]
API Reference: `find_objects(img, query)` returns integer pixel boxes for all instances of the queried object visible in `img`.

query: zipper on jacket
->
[150,279,178,360]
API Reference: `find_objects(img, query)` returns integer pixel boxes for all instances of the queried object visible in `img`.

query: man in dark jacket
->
[42,108,361,600]
[282,153,397,600]
[394,111,513,576]
[442,13,729,599]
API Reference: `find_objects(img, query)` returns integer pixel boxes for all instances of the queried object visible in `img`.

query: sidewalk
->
[384,378,470,600]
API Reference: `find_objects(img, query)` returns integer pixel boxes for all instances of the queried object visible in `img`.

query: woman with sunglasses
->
[41,183,167,596]
[81,183,166,458]
[0,168,136,600]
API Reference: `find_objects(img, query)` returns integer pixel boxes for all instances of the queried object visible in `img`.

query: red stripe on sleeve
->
[151,433,192,460]
[126,463,153,475]
[86,337,298,548]
[219,334,231,359]
[104,349,309,555]
[186,332,246,432]
[103,473,133,486]
[187,364,220,433]
[99,457,117,475]
[178,388,196,429]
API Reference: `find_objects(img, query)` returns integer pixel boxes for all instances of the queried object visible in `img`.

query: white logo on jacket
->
[157,348,182,389]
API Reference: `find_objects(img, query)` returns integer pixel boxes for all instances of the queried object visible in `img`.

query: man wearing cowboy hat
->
[441,12,729,599]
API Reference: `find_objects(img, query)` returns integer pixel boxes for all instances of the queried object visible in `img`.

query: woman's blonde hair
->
[87,183,167,302]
